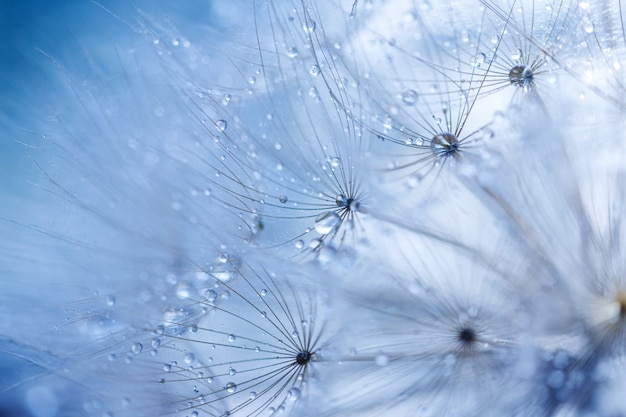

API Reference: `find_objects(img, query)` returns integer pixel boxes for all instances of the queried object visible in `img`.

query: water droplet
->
[287,387,301,401]
[215,120,227,132]
[221,94,231,106]
[287,47,299,58]
[184,352,195,364]
[163,364,172,372]
[205,289,217,302]
[460,31,469,43]
[401,89,418,105]
[508,65,534,88]
[229,367,237,376]
[330,156,341,167]
[430,132,460,158]
[105,295,116,306]
[314,211,342,235]
[131,343,143,354]
[260,289,267,297]
[294,240,304,249]
[303,19,316,33]
[279,195,288,203]
[309,64,320,76]
[225,382,238,393]
[248,76,256,85]
[470,52,486,67]
[511,48,522,61]
[375,354,389,366]
[228,334,236,342]
[250,392,257,400]
[490,34,500,44]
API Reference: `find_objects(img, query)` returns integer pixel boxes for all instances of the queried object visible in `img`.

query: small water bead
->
[401,89,418,105]
[330,156,341,167]
[260,289,268,297]
[294,240,304,249]
[314,211,342,234]
[131,343,143,354]
[309,64,320,76]
[249,392,257,400]
[215,120,227,132]
[105,295,116,306]
[279,195,288,203]
[470,52,486,67]
[184,352,195,364]
[511,48,522,61]
[287,388,301,401]
[221,94,231,106]
[205,289,218,302]
[375,354,389,366]
[508,65,534,87]
[302,19,316,33]
[229,367,237,376]
[490,34,500,44]
[225,382,238,393]
[430,133,460,158]
[228,334,237,342]
[286,47,299,58]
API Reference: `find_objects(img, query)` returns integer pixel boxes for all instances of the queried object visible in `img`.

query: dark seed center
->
[296,351,311,366]
[458,327,477,343]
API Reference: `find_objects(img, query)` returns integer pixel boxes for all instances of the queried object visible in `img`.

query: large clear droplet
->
[430,133,460,158]
[508,65,534,87]
[215,120,227,132]
[314,212,342,235]
[401,89,418,105]
[225,382,237,393]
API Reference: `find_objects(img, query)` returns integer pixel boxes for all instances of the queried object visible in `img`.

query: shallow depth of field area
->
[2,1,626,416]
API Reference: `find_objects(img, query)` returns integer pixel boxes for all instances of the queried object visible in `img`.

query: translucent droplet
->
[470,52,486,67]
[205,289,218,302]
[131,343,143,354]
[460,31,469,43]
[287,47,299,58]
[401,89,418,105]
[105,295,116,306]
[309,64,320,76]
[330,156,341,167]
[490,34,500,44]
[375,354,389,366]
[287,387,301,401]
[225,382,238,393]
[430,132,460,158]
[184,352,195,364]
[314,211,342,235]
[511,48,522,60]
[294,240,304,249]
[215,120,227,132]
[279,195,288,203]
[260,289,267,297]
[249,392,257,400]
[509,65,534,88]
[228,334,236,342]
[229,367,237,376]
[221,94,231,106]
[302,19,316,33]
